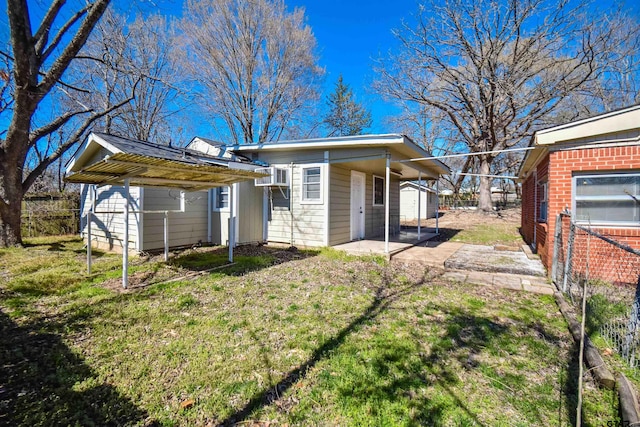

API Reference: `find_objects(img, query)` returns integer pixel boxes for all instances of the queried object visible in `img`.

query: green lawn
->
[450,222,523,246]
[0,236,619,426]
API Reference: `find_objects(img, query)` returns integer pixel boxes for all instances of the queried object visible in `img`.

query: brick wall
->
[521,155,550,266]
[521,173,535,244]
[544,145,640,272]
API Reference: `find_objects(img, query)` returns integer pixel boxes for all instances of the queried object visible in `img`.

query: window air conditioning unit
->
[254,166,289,187]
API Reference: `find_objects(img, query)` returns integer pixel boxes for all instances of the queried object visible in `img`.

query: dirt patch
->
[403,208,521,243]
[404,207,519,228]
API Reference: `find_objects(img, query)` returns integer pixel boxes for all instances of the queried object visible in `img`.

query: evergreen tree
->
[323,75,372,136]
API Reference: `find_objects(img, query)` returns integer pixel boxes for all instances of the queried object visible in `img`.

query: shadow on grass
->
[221,274,592,426]
[0,310,156,426]
[559,341,619,427]
[428,227,462,243]
[218,273,423,426]
[168,245,320,276]
[221,271,567,425]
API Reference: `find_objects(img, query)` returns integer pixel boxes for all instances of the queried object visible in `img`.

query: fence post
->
[562,221,576,293]
[551,213,563,283]
[623,275,640,367]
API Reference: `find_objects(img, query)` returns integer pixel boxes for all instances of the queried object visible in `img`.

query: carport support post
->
[417,172,422,240]
[229,183,235,262]
[435,180,440,234]
[87,185,95,275]
[122,179,130,289]
[164,211,169,262]
[87,211,92,274]
[385,153,390,254]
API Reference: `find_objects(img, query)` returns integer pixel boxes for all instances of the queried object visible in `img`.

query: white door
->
[351,171,366,240]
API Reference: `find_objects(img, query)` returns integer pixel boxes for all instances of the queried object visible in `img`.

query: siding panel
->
[81,184,140,251]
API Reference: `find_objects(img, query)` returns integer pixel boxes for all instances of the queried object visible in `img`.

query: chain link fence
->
[553,213,640,370]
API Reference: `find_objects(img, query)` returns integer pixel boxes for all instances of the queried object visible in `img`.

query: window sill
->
[574,222,640,228]
[300,200,323,205]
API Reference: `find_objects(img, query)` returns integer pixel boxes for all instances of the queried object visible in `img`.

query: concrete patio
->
[391,241,553,295]
[332,227,438,257]
[335,234,554,295]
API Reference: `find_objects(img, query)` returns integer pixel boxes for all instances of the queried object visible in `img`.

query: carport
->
[65,132,267,289]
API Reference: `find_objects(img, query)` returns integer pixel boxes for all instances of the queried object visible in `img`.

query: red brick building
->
[519,105,640,273]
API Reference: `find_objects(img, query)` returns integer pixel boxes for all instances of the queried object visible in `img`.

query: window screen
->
[574,173,640,224]
[302,167,321,201]
[215,186,229,209]
[373,176,384,206]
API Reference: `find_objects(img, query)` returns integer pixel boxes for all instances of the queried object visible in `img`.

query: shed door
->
[351,171,366,240]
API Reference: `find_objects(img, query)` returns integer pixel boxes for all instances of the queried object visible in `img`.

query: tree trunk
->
[0,158,24,247]
[477,155,493,212]
[1,90,34,247]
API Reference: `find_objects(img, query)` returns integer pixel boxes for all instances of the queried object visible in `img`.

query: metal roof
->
[91,132,254,165]
[231,133,450,177]
[65,133,267,190]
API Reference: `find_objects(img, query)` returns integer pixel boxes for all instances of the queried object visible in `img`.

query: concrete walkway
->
[444,244,546,277]
[390,241,554,295]
[441,269,554,295]
[391,241,465,268]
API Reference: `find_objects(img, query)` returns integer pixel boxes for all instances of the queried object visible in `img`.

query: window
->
[373,176,384,206]
[214,186,229,210]
[573,173,640,225]
[538,182,548,222]
[302,166,322,203]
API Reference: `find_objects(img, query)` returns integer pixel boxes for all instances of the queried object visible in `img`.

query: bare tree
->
[73,11,180,143]
[180,0,323,144]
[0,0,134,247]
[375,0,639,212]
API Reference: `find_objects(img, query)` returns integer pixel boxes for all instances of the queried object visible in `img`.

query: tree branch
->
[40,5,91,64]
[38,0,111,97]
[29,109,91,148]
[33,0,66,56]
[22,87,134,193]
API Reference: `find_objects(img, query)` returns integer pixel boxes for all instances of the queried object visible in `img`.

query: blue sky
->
[151,0,419,134]
[285,0,420,133]
[5,0,639,142]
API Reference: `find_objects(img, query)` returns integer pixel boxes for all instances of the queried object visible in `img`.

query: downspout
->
[123,178,130,289]
[324,151,330,246]
[418,172,422,240]
[229,183,234,262]
[263,187,268,242]
[233,182,240,246]
[533,170,538,248]
[290,162,294,246]
[137,187,144,252]
[435,179,440,235]
[207,189,212,243]
[384,152,390,254]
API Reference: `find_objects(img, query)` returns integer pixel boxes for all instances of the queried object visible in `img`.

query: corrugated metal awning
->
[65,152,267,190]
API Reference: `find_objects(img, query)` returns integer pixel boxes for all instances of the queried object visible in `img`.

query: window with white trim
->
[373,176,384,206]
[573,172,640,225]
[538,181,548,222]
[213,186,229,210]
[301,166,322,203]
